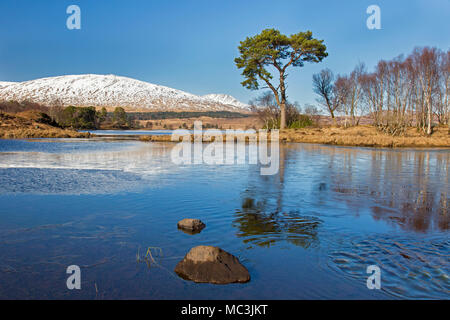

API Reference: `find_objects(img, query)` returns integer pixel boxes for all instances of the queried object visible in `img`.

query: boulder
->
[177,219,206,234]
[174,245,250,284]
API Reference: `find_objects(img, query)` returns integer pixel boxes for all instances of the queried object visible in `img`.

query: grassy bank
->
[139,125,449,148]
[279,125,449,148]
[0,111,90,139]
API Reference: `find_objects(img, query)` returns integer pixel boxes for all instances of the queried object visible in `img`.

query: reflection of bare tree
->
[366,151,449,232]
[321,146,449,232]
[235,143,449,238]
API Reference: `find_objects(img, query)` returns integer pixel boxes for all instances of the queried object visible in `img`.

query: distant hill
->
[0,74,250,112]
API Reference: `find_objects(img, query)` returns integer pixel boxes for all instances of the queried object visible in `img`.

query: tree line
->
[0,100,134,129]
[313,47,449,135]
[127,111,249,120]
[49,106,132,129]
[235,29,448,135]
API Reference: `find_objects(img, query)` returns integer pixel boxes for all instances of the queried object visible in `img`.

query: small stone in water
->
[177,218,206,234]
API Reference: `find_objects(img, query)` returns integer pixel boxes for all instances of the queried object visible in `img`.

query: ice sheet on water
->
[0,167,146,194]
[0,139,177,194]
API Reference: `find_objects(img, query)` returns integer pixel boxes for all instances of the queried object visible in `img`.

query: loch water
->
[0,138,448,299]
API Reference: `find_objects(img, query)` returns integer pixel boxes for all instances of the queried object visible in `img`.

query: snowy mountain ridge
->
[0,74,250,112]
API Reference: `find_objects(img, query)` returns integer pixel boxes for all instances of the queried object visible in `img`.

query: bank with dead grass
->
[139,125,449,148]
[279,125,449,148]
[0,111,90,139]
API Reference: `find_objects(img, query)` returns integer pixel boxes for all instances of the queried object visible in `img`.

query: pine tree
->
[235,28,327,129]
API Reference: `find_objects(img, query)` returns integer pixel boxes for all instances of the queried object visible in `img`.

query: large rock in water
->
[177,219,206,234]
[174,246,250,284]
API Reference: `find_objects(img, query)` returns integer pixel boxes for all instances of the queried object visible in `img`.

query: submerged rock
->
[177,219,206,234]
[174,245,250,284]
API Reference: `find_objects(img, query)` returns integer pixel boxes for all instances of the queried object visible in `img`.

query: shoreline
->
[278,126,450,148]
[1,111,448,149]
[1,128,448,149]
[136,125,449,148]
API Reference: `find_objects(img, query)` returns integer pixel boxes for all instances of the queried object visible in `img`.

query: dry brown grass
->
[0,111,90,139]
[139,135,172,142]
[279,125,450,148]
[139,125,449,148]
[139,134,243,143]
[138,115,261,130]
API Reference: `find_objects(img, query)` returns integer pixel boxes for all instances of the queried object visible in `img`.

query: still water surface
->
[0,138,448,299]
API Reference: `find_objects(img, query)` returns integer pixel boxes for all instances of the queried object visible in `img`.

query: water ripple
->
[327,234,450,299]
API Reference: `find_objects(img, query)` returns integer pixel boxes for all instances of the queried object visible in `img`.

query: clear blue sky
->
[0,0,449,106]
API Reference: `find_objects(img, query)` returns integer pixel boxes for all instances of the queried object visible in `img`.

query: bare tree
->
[249,92,304,129]
[435,50,450,127]
[249,92,279,129]
[410,47,440,135]
[357,47,448,135]
[360,72,382,126]
[312,68,341,122]
[347,63,366,126]
[303,103,319,116]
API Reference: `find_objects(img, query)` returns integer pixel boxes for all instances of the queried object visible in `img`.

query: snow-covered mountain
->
[0,74,250,112]
[202,94,248,109]
[0,82,15,88]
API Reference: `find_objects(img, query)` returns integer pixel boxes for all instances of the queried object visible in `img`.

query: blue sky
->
[0,0,449,106]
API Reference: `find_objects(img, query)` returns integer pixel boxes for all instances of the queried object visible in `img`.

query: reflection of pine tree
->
[234,145,321,249]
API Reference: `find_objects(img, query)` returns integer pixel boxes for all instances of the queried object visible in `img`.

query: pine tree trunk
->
[279,72,287,130]
[280,102,286,129]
